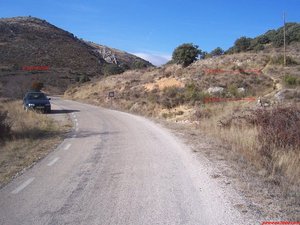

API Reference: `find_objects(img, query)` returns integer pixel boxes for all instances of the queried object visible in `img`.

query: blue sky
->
[1,0,300,65]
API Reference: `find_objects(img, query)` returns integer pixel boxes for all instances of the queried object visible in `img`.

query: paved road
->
[0,98,247,225]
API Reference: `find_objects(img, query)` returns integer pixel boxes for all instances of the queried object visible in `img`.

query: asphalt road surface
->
[0,97,250,225]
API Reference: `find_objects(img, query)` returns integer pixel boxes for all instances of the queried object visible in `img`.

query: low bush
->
[75,74,90,83]
[283,75,299,86]
[253,106,300,159]
[184,83,207,103]
[102,64,124,76]
[160,87,184,109]
[198,103,300,186]
[194,107,213,119]
[160,83,208,108]
[270,55,298,66]
[0,109,11,140]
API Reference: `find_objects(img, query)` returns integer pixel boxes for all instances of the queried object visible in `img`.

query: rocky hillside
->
[0,16,152,97]
[85,42,152,70]
[65,42,300,115]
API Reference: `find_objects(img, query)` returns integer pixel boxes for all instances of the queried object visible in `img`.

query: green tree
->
[272,32,284,47]
[257,35,270,44]
[132,61,148,69]
[210,47,224,57]
[172,43,202,67]
[102,64,124,76]
[200,51,208,59]
[234,36,252,52]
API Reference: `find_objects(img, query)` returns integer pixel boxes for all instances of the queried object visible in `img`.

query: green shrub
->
[102,64,124,76]
[257,35,270,44]
[272,32,287,48]
[161,87,184,108]
[253,43,265,52]
[227,23,300,53]
[75,74,90,83]
[227,84,239,97]
[210,47,224,57]
[160,83,209,108]
[234,36,252,52]
[132,61,148,69]
[283,75,299,86]
[183,83,207,103]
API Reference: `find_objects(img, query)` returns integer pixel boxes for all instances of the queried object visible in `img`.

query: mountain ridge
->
[0,16,153,97]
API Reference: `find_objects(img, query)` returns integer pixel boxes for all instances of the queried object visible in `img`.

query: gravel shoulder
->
[159,119,300,222]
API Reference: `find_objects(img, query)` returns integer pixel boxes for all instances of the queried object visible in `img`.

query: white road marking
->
[72,134,77,138]
[47,157,59,166]
[75,127,79,131]
[64,143,71,150]
[12,177,35,194]
[75,122,79,127]
[74,118,78,122]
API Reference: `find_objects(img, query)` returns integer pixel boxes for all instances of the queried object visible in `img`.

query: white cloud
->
[133,52,171,67]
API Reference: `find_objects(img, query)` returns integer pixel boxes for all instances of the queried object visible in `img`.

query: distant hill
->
[85,42,152,70]
[0,16,153,97]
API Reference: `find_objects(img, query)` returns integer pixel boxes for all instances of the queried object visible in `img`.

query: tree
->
[200,51,208,59]
[210,47,224,57]
[172,43,202,67]
[257,35,270,44]
[234,36,252,52]
[31,81,44,91]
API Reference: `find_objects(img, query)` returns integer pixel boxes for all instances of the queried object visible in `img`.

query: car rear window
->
[27,93,47,100]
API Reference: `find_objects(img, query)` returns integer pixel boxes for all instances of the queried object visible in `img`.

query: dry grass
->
[195,102,300,188]
[144,78,184,91]
[0,100,70,186]
[196,103,260,163]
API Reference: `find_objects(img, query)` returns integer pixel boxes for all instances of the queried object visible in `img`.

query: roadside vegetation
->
[195,103,300,187]
[0,99,71,186]
[65,45,300,183]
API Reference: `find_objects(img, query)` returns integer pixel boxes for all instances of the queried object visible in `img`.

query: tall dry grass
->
[0,100,68,186]
[4,101,55,137]
[195,102,300,187]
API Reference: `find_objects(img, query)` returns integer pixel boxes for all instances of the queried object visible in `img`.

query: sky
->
[1,0,300,66]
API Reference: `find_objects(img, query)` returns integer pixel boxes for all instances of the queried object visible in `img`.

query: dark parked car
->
[23,91,51,113]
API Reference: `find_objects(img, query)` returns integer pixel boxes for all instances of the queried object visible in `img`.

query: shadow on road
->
[50,109,80,114]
